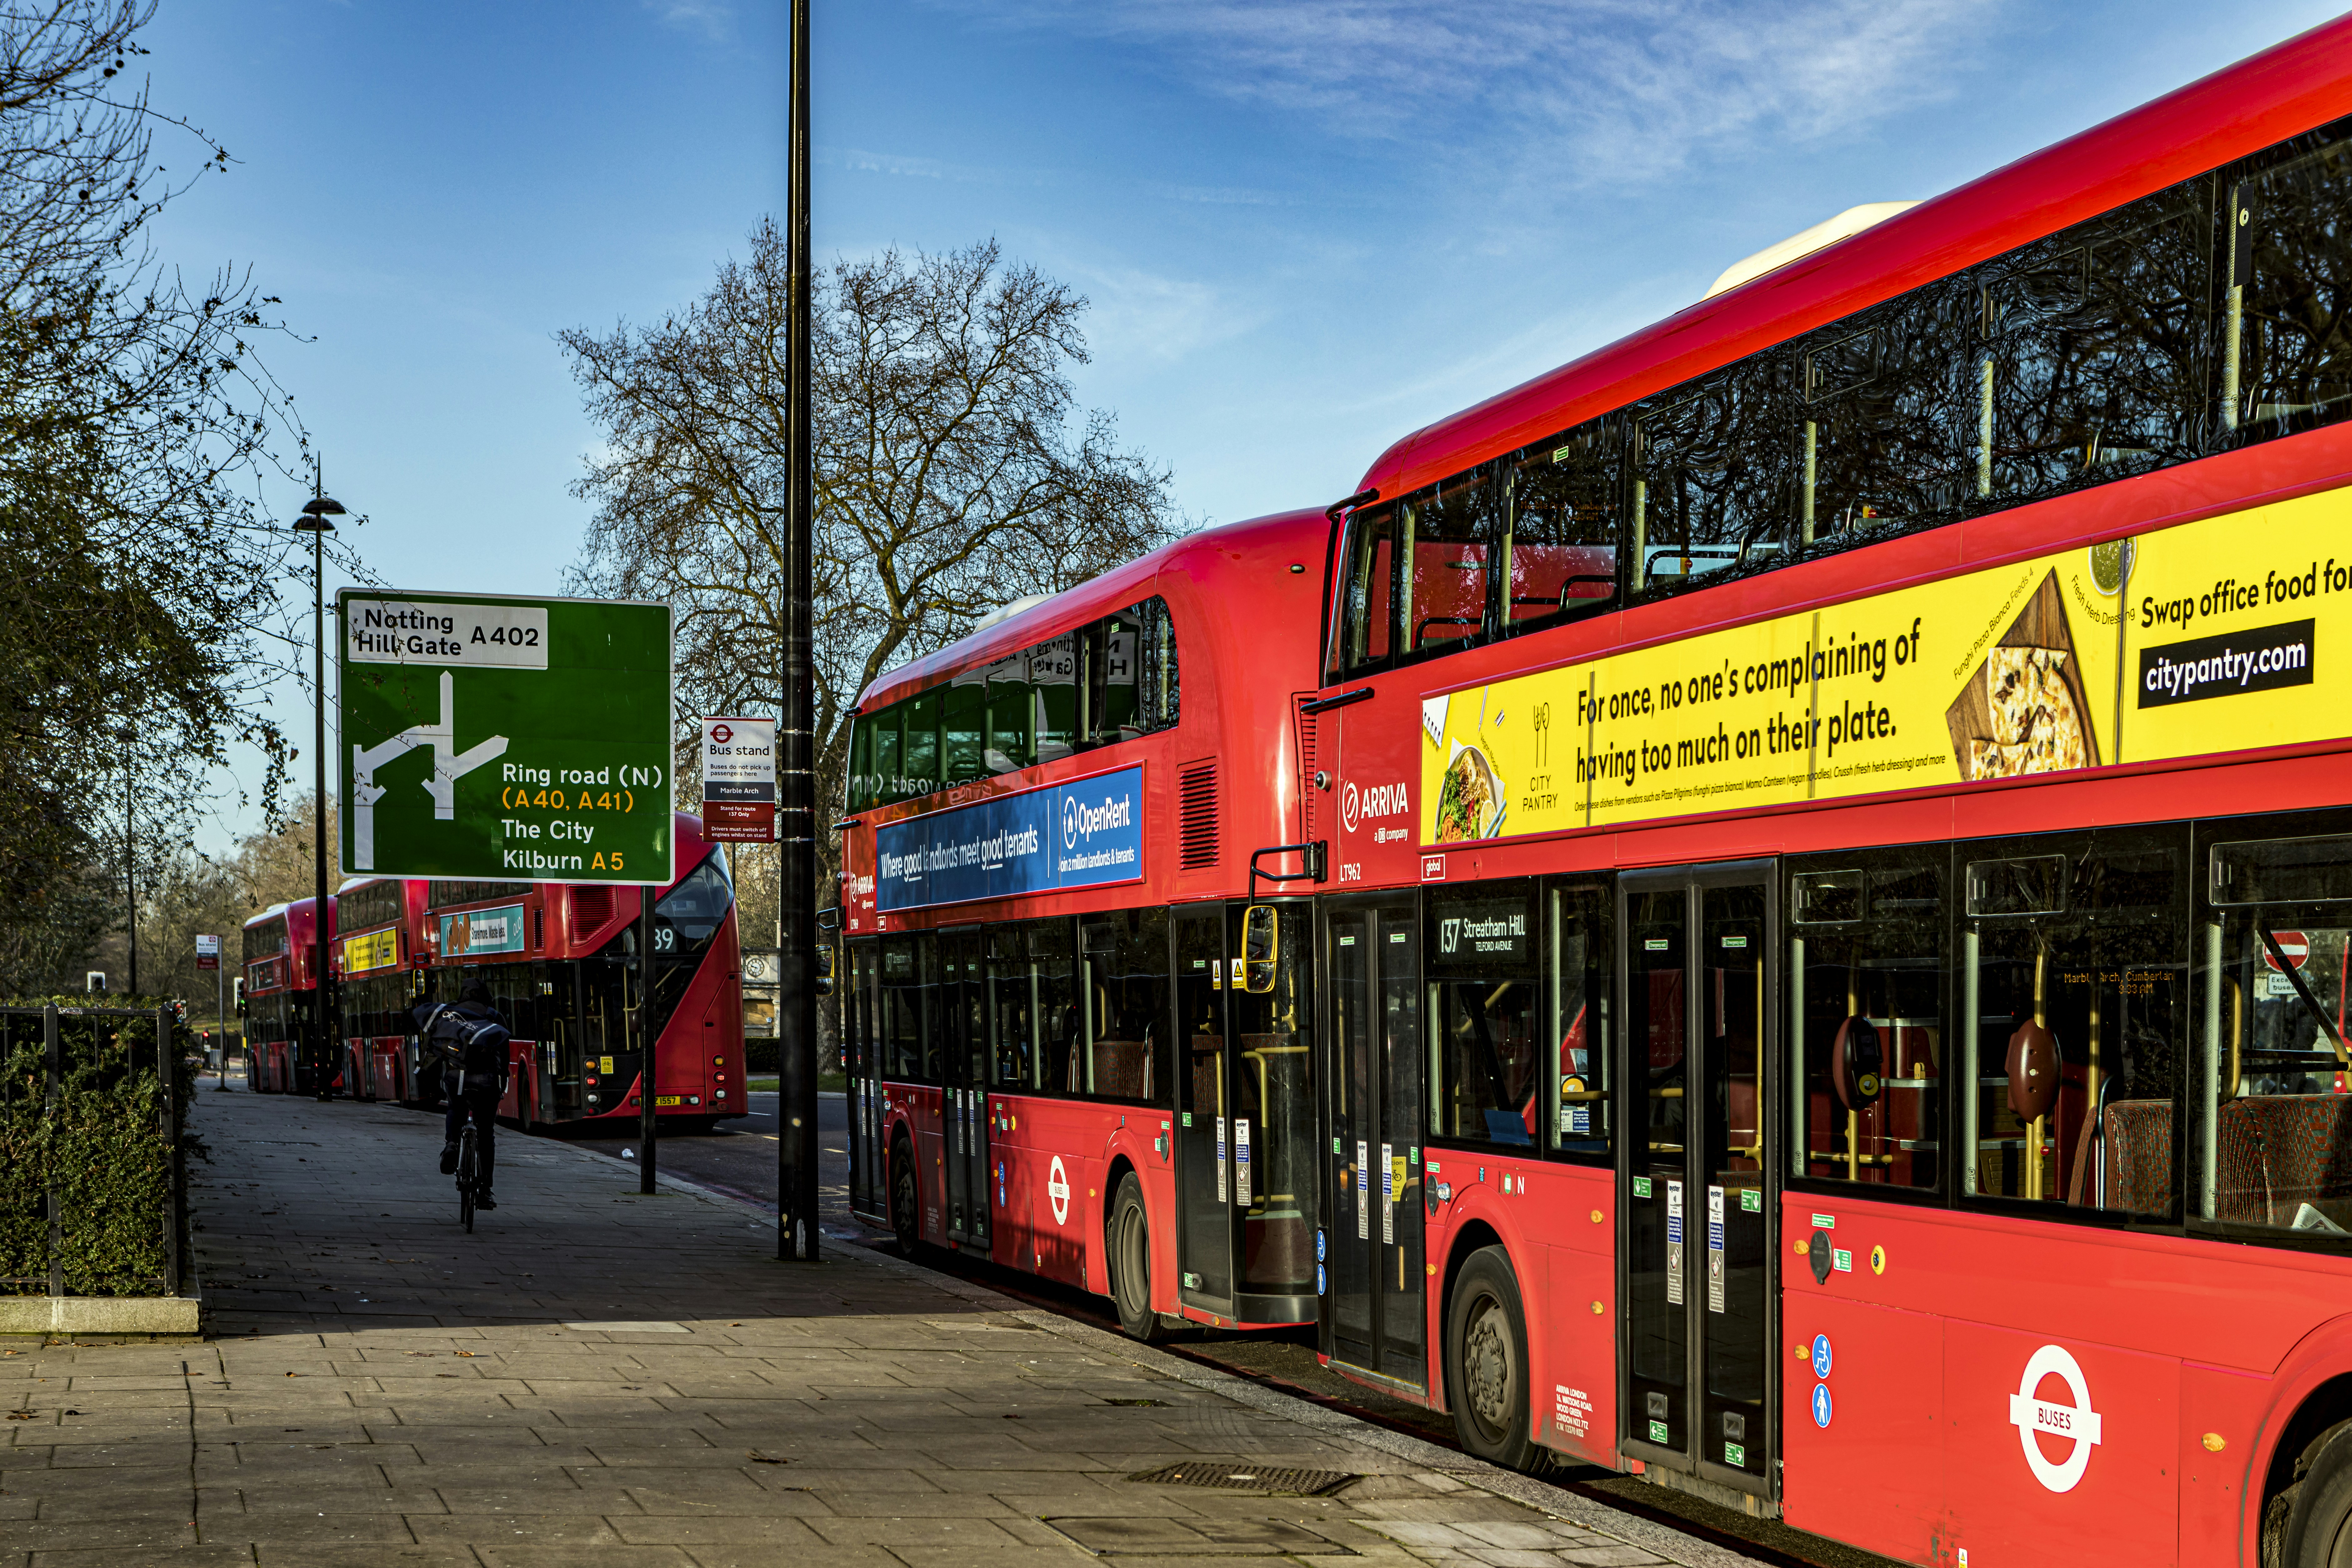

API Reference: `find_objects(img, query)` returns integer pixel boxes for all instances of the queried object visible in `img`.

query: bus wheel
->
[2279,1418,2352,1567]
[889,1133,921,1254]
[1445,1245,1539,1471]
[1109,1173,1165,1342]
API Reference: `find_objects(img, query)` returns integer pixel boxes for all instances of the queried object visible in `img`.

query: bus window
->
[1090,606,1141,743]
[943,675,985,783]
[881,934,926,1081]
[1030,920,1079,1092]
[1406,477,1495,654]
[984,651,1032,774]
[1979,187,2206,505]
[1506,428,1619,636]
[1800,285,1973,546]
[1959,826,2188,1215]
[983,921,1039,1091]
[2201,826,2352,1240]
[1787,847,1946,1191]
[1635,354,1799,597]
[1031,633,1080,762]
[902,688,941,796]
[1548,882,1614,1158]
[2227,128,2352,445]
[1135,595,1179,732]
[1079,908,1168,1105]
[1336,506,1398,675]
[846,714,875,811]
[1427,881,1541,1147]
[872,707,904,805]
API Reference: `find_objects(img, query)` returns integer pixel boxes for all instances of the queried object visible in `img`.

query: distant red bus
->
[331,811,746,1131]
[844,20,2352,1566]
[241,896,328,1094]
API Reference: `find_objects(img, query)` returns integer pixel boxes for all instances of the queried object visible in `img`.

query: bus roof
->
[1356,13,2352,503]
[854,509,1329,713]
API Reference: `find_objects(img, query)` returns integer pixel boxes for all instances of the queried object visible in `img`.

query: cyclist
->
[415,979,511,1211]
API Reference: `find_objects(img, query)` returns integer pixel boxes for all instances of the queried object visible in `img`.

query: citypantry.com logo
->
[1063,789,1134,851]
[1341,779,1410,833]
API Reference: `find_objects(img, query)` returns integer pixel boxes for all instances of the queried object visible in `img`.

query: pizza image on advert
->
[1946,569,2102,782]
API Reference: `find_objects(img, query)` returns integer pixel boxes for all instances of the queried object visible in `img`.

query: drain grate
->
[1100,1398,1167,1407]
[1126,1462,1356,1496]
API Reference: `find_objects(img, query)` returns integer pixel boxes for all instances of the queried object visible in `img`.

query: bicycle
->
[455,1116,484,1232]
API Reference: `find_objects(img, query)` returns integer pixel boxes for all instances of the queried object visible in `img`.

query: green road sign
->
[337,591,674,886]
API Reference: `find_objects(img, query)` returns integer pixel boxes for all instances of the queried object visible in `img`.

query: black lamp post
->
[294,491,346,1100]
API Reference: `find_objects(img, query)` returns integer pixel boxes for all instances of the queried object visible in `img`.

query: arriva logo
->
[1062,790,1134,850]
[1341,779,1409,833]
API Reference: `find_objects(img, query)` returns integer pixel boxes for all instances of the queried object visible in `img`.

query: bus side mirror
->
[815,946,835,997]
[1242,905,1278,994]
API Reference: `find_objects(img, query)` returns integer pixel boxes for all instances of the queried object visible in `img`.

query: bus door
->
[1173,906,1234,1318]
[846,940,883,1226]
[1618,863,1777,1499]
[939,928,990,1249]
[1323,895,1426,1389]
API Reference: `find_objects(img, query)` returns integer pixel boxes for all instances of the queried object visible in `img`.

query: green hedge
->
[0,1000,190,1297]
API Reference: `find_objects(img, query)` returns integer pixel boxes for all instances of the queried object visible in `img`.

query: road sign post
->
[338,589,674,1182]
[337,591,675,885]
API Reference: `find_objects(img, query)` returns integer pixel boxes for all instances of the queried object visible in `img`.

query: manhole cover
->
[1126,1463,1356,1496]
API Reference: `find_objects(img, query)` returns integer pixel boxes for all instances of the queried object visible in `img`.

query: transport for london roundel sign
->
[2009,1344,2102,1492]
[1048,1156,1071,1226]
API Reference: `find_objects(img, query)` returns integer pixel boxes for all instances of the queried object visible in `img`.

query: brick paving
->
[0,1090,1754,1567]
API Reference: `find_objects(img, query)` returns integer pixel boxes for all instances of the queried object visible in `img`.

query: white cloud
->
[928,0,2007,182]
[646,0,733,42]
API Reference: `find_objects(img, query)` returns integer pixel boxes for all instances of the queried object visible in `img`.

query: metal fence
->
[0,1004,184,1298]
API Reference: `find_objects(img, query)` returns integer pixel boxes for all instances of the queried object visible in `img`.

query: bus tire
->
[1445,1245,1539,1471]
[1108,1173,1165,1342]
[889,1131,922,1255]
[2279,1419,2352,1567]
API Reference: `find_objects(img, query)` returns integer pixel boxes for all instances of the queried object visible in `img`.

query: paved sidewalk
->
[0,1090,1749,1568]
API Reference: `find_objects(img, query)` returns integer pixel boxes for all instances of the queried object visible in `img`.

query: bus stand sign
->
[337,590,674,886]
[701,716,776,844]
[195,934,220,972]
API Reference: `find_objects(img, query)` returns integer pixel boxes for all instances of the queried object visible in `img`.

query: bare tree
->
[0,1,336,992]
[561,226,1187,906]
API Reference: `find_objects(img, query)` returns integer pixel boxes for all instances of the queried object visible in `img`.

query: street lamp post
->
[293,491,346,1102]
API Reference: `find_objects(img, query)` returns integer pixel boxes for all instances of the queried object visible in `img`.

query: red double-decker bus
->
[839,20,2352,1565]
[242,897,326,1094]
[331,876,431,1101]
[839,524,1328,1333]
[336,811,745,1131]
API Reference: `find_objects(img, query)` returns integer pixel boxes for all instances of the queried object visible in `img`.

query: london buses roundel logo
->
[2009,1344,2102,1492]
[1047,1156,1071,1226]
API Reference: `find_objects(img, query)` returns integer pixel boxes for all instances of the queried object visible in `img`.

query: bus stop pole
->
[639,891,656,1194]
[777,0,820,1263]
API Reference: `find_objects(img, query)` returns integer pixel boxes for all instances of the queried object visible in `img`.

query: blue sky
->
[144,0,2341,850]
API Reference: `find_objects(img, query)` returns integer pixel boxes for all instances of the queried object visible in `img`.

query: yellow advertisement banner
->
[341,928,399,974]
[1423,488,2347,844]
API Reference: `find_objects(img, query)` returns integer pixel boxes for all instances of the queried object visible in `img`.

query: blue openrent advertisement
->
[874,765,1144,913]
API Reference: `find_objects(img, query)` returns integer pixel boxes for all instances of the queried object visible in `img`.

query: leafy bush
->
[0,1000,190,1296]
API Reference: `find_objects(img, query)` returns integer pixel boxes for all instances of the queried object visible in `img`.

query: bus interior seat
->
[2215,1094,2352,1226]
[1087,1037,1154,1102]
[2098,1098,2173,1216]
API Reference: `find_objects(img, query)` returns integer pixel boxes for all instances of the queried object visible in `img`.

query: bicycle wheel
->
[458,1126,478,1233]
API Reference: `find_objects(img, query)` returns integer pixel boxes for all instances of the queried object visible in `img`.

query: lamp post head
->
[294,494,345,532]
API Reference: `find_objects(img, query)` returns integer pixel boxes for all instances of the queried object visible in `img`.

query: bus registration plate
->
[654,1096,682,1106]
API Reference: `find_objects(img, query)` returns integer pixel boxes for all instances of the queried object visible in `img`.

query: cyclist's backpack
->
[432,1008,512,1077]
